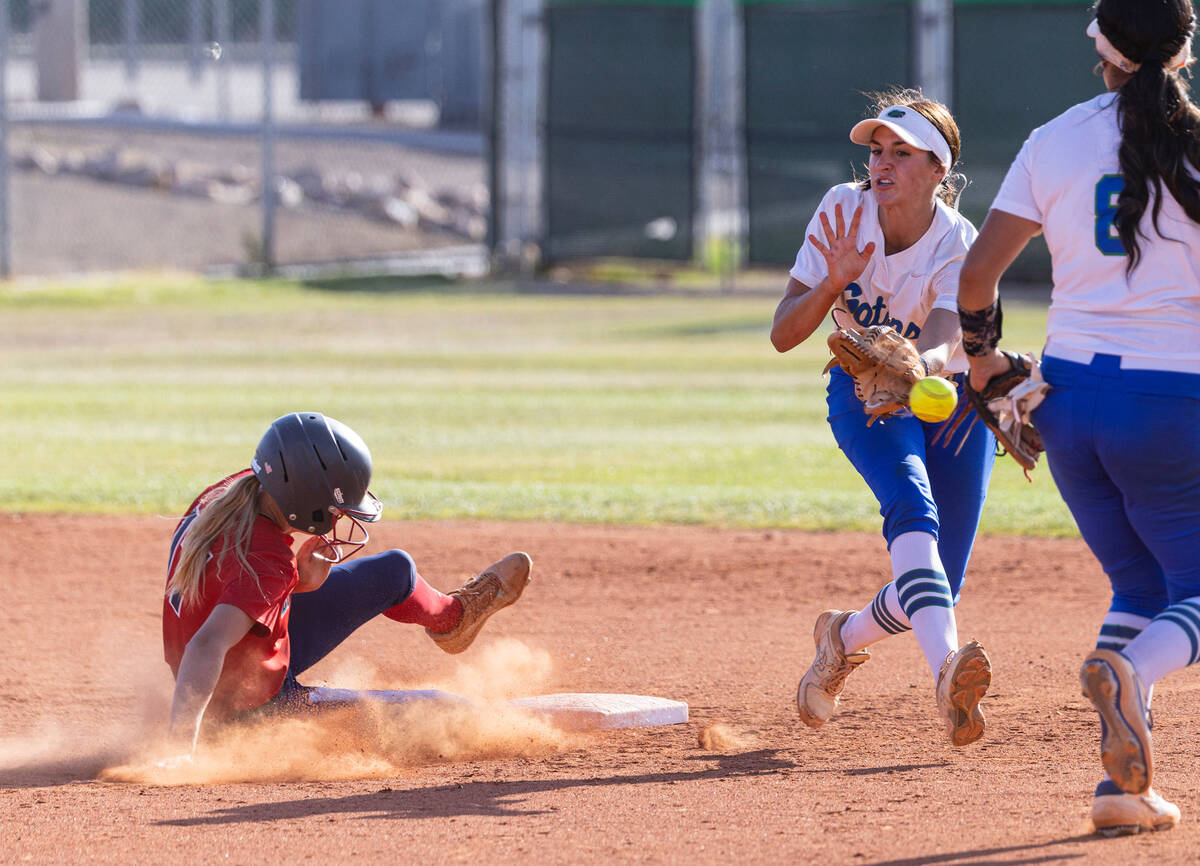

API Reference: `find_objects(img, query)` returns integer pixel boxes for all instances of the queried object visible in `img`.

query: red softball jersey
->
[162,469,299,717]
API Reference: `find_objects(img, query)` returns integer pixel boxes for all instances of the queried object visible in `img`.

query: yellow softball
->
[910,376,958,423]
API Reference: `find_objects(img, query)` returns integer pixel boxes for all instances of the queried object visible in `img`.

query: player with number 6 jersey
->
[958,0,1200,837]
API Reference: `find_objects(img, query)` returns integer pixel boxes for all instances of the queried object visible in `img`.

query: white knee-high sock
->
[1096,610,1151,653]
[1095,609,1155,722]
[1122,597,1200,689]
[890,531,957,680]
[840,583,910,654]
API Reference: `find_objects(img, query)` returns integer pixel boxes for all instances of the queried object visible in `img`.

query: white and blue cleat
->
[1080,649,1153,794]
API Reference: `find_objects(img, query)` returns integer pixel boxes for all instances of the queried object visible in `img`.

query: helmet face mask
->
[310,499,382,563]
[252,412,383,561]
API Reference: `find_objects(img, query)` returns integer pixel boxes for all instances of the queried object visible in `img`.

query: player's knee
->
[883,511,938,542]
[360,548,417,601]
[380,548,416,579]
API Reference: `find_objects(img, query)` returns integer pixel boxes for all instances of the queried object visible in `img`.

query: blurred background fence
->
[0,0,1125,282]
[0,0,489,278]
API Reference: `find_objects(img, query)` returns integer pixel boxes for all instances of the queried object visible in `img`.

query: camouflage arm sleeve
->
[957,299,1003,358]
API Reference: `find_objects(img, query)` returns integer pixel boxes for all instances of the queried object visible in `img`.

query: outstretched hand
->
[809,203,876,290]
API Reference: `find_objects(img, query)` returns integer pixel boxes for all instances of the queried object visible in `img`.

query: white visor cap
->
[849,105,952,169]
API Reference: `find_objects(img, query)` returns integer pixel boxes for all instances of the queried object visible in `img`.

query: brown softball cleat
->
[796,609,871,729]
[427,552,532,655]
[936,639,991,746]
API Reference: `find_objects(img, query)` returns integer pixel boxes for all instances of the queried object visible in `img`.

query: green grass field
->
[0,275,1075,535]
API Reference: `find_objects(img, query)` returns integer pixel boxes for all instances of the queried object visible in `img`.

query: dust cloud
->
[696,723,757,751]
[4,639,577,786]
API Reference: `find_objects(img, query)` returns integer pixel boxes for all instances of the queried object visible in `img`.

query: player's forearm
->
[957,265,999,313]
[917,345,951,377]
[167,639,226,751]
[915,308,962,376]
[771,278,842,352]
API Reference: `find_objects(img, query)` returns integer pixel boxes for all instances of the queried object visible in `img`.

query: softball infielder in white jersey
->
[772,90,995,748]
[958,0,1200,836]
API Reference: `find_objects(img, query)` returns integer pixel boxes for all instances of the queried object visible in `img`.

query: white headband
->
[849,105,952,169]
[1087,18,1194,74]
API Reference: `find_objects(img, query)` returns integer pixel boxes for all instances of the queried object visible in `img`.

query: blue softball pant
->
[1033,353,1200,615]
[827,366,996,600]
[270,549,418,705]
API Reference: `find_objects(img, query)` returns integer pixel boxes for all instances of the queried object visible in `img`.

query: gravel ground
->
[6,515,1200,864]
[5,124,485,276]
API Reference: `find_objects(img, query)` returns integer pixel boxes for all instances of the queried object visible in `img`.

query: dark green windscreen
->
[953,2,1102,280]
[543,3,696,262]
[743,1,913,266]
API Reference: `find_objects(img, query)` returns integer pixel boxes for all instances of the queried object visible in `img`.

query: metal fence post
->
[260,0,277,272]
[188,0,204,83]
[35,0,84,102]
[487,0,500,263]
[698,0,743,292]
[215,0,232,120]
[494,0,542,272]
[123,0,139,81]
[493,0,538,273]
[0,0,11,278]
[915,0,953,106]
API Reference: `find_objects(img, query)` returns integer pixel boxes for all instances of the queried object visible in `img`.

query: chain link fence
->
[0,0,487,278]
[0,1,1122,284]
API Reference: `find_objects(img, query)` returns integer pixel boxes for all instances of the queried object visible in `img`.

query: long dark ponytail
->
[1096,0,1200,271]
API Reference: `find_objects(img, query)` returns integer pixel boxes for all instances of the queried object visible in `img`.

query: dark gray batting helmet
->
[251,412,383,537]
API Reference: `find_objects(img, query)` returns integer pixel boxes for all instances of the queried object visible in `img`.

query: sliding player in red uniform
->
[162,412,530,758]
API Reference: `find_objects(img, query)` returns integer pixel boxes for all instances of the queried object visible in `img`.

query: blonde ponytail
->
[167,474,265,610]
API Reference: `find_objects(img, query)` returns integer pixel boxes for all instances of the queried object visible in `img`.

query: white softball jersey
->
[993,91,1200,372]
[790,182,979,373]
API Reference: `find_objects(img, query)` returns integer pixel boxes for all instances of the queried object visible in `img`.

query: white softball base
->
[302,687,689,730]
[304,687,472,707]
[508,693,689,730]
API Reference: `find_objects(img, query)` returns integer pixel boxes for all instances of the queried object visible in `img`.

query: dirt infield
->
[2,514,1198,864]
